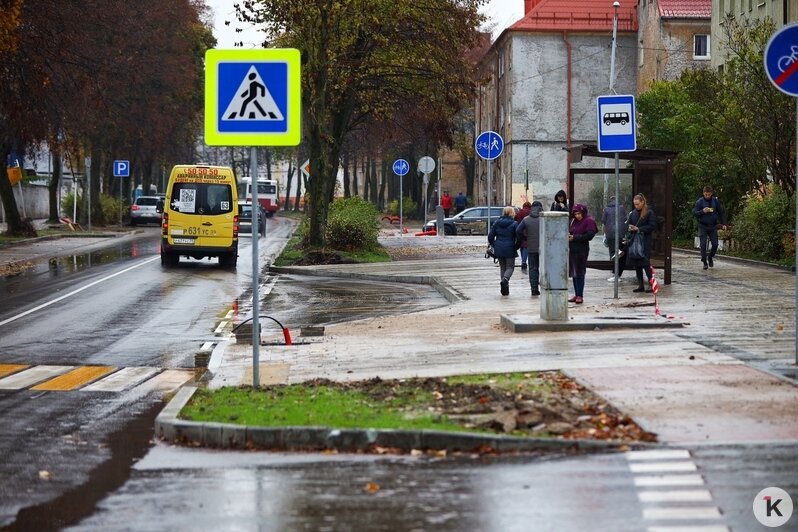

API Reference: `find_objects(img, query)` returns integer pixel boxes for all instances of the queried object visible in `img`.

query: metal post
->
[119,177,123,226]
[610,1,621,299]
[795,102,797,365]
[399,173,403,238]
[250,146,260,387]
[86,157,91,232]
[487,161,492,233]
[525,144,529,198]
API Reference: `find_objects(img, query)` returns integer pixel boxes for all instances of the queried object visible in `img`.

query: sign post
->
[204,48,302,388]
[597,94,636,299]
[113,160,129,226]
[475,131,504,232]
[764,23,798,365]
[418,156,435,228]
[393,159,410,237]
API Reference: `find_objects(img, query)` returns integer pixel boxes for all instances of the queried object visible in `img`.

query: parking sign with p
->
[113,160,129,178]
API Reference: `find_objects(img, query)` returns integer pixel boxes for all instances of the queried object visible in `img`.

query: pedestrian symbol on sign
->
[223,66,284,121]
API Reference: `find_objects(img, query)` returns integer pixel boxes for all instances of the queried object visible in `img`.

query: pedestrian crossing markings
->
[0,364,193,393]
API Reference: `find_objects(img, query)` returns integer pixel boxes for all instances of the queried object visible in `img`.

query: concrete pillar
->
[540,212,568,321]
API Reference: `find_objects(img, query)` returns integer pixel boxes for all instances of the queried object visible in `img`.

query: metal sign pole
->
[795,101,797,365]
[487,160,492,232]
[250,146,260,388]
[400,173,403,238]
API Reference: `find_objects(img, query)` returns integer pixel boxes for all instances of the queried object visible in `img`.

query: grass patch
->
[181,382,465,432]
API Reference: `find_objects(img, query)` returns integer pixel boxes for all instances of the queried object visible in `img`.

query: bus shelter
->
[566,145,677,284]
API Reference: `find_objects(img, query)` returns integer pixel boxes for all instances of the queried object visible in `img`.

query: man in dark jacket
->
[516,201,543,296]
[602,196,626,281]
[514,201,532,271]
[692,186,727,269]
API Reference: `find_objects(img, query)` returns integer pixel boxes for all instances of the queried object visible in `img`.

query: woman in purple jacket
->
[568,203,597,304]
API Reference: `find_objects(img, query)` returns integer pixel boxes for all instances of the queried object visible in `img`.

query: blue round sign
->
[392,159,410,176]
[765,23,798,97]
[475,131,504,161]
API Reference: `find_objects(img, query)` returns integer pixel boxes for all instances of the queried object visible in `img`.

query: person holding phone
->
[692,186,727,270]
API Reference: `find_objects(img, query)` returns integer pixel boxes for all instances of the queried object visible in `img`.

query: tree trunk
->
[47,148,61,223]
[362,156,370,201]
[351,153,358,197]
[284,165,294,210]
[293,154,303,212]
[378,160,387,211]
[0,143,30,236]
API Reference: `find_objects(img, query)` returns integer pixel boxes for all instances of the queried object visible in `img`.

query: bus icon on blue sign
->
[597,95,636,153]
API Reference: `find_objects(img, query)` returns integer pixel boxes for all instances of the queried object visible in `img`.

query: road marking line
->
[627,450,692,461]
[32,366,116,391]
[630,462,698,473]
[638,490,713,503]
[634,475,706,487]
[81,367,160,392]
[0,365,73,389]
[642,507,722,520]
[647,526,729,532]
[132,369,193,394]
[214,321,228,334]
[0,364,28,378]
[0,256,160,328]
[199,342,215,352]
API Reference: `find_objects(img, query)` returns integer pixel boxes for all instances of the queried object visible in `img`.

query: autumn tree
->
[239,0,486,246]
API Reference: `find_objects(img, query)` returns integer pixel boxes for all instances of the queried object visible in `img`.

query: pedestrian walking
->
[568,203,597,304]
[551,190,569,213]
[692,186,727,269]
[441,191,453,217]
[514,201,532,271]
[488,206,519,296]
[516,201,544,296]
[602,196,626,282]
[454,192,467,213]
[627,193,656,293]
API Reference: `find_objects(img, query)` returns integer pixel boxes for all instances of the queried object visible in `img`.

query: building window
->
[694,34,710,60]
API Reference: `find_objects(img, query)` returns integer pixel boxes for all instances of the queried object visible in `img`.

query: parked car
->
[423,206,510,235]
[237,201,266,236]
[130,196,162,226]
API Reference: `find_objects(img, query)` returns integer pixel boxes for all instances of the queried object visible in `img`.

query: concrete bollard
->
[540,212,568,321]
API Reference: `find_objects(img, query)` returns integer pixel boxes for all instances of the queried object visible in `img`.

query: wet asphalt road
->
[62,443,798,531]
[0,220,450,529]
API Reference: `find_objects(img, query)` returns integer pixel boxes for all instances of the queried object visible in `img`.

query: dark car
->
[237,201,266,236]
[423,206,509,235]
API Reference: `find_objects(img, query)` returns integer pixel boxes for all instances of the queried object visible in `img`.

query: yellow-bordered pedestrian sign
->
[204,48,301,146]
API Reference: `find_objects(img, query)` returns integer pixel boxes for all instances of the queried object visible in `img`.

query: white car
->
[130,196,162,226]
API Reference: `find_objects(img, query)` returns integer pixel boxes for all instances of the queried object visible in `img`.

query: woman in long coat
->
[488,206,519,296]
[626,193,656,293]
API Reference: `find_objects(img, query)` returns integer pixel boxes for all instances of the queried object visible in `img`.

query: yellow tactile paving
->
[31,366,116,391]
[0,364,28,378]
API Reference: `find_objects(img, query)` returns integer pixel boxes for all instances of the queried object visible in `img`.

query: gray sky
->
[207,0,524,49]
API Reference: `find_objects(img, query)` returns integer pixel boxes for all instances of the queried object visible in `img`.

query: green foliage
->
[324,196,380,251]
[636,18,796,239]
[733,185,796,261]
[387,196,417,218]
[60,192,84,220]
[99,194,124,225]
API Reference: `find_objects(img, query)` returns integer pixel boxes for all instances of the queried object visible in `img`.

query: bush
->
[100,194,125,225]
[325,196,379,251]
[733,185,795,260]
[388,196,417,218]
[60,192,84,221]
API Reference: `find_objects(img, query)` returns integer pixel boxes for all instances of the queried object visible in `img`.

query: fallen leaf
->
[364,482,380,493]
[38,470,51,480]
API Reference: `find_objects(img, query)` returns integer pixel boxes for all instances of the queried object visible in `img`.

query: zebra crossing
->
[627,449,730,532]
[0,363,193,393]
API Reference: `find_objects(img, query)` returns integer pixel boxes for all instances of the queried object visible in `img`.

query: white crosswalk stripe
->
[0,364,192,393]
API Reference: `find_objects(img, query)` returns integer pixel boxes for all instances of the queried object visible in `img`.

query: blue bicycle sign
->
[392,159,410,176]
[475,131,503,161]
[765,23,798,97]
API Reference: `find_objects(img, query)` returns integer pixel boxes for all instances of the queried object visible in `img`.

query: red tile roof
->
[658,0,711,18]
[510,0,638,32]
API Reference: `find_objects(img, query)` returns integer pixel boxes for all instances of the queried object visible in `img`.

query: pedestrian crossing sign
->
[204,48,301,146]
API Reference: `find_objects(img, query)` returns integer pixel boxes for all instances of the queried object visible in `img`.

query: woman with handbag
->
[488,206,519,296]
[626,194,656,293]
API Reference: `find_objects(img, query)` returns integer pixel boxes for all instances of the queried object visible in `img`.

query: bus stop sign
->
[596,94,636,153]
[765,23,798,96]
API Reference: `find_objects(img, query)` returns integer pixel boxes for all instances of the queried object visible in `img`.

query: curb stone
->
[156,386,656,454]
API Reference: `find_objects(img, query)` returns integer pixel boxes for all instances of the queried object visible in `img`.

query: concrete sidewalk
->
[208,234,798,446]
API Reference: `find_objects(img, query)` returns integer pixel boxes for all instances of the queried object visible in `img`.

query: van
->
[158,164,239,267]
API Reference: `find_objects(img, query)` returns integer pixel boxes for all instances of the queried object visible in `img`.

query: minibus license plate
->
[173,237,195,244]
